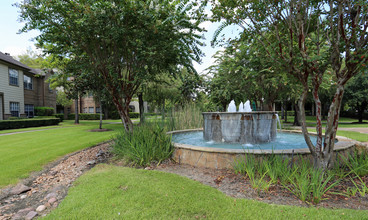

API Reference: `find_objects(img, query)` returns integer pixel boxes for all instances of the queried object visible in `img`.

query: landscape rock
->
[48,197,57,204]
[15,208,33,217]
[25,211,38,220]
[96,150,105,157]
[10,184,31,195]
[36,205,46,212]
[87,160,96,165]
[45,192,57,199]
[20,195,27,199]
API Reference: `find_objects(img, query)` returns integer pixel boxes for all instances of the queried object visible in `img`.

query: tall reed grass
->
[113,123,173,166]
[165,103,203,131]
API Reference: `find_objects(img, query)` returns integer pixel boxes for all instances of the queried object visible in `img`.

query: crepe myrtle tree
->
[18,0,205,131]
[210,0,368,170]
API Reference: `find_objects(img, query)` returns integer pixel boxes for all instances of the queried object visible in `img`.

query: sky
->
[0,0,240,74]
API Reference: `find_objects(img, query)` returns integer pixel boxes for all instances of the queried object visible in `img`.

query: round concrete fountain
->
[203,112,277,144]
[169,101,358,169]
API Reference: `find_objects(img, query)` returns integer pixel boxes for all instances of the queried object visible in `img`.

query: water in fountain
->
[238,102,244,112]
[227,100,237,112]
[244,100,252,112]
[275,114,282,132]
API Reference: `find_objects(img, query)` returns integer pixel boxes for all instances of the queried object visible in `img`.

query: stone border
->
[168,129,359,169]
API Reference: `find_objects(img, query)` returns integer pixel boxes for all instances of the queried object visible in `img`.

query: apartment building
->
[0,52,56,120]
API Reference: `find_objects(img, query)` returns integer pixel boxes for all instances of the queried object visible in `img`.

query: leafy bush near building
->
[53,114,64,122]
[129,112,139,118]
[35,107,54,116]
[0,118,60,130]
[67,113,103,120]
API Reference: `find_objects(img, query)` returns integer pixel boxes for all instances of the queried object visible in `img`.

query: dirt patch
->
[89,129,112,132]
[154,161,368,210]
[0,143,112,220]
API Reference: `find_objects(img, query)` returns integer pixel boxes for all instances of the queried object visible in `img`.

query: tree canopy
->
[18,0,205,131]
[210,0,368,170]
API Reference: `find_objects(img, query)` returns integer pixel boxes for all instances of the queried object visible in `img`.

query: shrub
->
[233,154,340,204]
[129,112,139,118]
[67,113,104,120]
[113,123,173,166]
[0,118,60,130]
[54,114,64,122]
[35,107,54,116]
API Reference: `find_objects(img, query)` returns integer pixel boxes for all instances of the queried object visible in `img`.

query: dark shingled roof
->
[0,51,32,71]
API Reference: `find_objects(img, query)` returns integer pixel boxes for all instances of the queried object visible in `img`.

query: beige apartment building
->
[0,52,56,120]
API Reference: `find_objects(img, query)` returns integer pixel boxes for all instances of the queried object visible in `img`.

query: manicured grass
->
[0,121,123,187]
[283,116,367,128]
[305,129,368,142]
[45,165,367,219]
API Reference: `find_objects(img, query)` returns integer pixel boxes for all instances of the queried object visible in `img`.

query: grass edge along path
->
[45,164,367,220]
[0,121,122,187]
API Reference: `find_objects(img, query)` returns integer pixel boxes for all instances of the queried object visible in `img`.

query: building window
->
[89,107,94,113]
[9,68,19,86]
[25,104,34,118]
[24,75,33,90]
[96,107,101,113]
[10,102,20,117]
[83,107,87,113]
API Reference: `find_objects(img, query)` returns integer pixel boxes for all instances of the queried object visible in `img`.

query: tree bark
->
[74,97,79,124]
[111,96,133,132]
[99,99,103,130]
[293,103,301,126]
[357,102,367,123]
[138,92,145,124]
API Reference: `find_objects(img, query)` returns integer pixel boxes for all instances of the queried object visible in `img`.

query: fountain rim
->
[202,111,277,114]
[168,128,356,155]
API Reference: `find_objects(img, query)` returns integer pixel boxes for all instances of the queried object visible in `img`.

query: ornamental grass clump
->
[113,123,173,167]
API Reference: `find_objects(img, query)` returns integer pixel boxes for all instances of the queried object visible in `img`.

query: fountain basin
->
[169,129,357,169]
[203,112,277,144]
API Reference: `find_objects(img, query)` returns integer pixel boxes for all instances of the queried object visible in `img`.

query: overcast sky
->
[0,0,240,74]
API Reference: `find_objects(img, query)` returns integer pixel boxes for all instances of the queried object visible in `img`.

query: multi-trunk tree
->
[18,0,205,131]
[211,0,368,170]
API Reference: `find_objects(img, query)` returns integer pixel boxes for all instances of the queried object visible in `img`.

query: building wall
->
[0,63,25,119]
[23,72,57,114]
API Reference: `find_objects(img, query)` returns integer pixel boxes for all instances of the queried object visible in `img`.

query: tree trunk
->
[99,99,103,130]
[281,101,284,120]
[293,103,301,126]
[318,84,345,170]
[74,98,79,124]
[138,92,145,124]
[284,102,288,123]
[111,97,133,132]
[357,102,367,123]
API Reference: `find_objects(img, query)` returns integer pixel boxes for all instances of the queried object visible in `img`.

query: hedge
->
[54,114,64,122]
[67,113,104,120]
[129,112,139,118]
[35,107,54,116]
[0,118,60,130]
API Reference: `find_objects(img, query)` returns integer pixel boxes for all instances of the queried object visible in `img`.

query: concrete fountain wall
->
[203,112,277,144]
[170,129,359,169]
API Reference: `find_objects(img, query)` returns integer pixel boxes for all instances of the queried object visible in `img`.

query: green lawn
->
[283,116,367,128]
[0,121,123,187]
[305,128,368,142]
[45,165,367,220]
